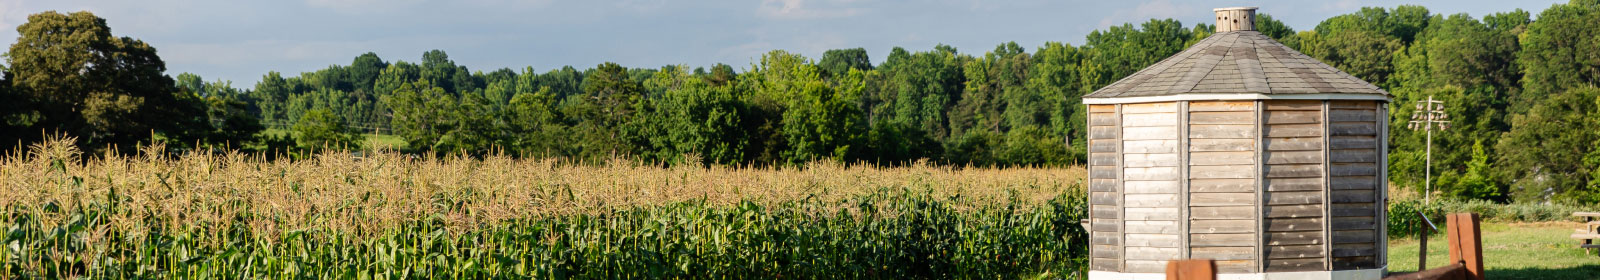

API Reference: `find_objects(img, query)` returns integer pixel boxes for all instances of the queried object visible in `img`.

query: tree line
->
[3,1,1600,204]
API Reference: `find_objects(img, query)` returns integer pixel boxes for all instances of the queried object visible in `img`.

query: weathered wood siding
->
[1328,101,1381,269]
[1120,102,1181,273]
[1088,104,1122,272]
[1187,101,1259,273]
[1261,100,1326,272]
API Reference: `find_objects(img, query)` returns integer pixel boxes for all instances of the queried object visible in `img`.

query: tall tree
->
[5,11,200,150]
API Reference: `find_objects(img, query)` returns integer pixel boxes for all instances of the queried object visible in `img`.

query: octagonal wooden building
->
[1084,7,1390,280]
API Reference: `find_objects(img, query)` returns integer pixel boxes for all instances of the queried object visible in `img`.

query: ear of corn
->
[2,137,1089,279]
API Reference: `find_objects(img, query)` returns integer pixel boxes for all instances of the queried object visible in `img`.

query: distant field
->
[261,128,407,150]
[1387,222,1600,279]
[0,137,1090,278]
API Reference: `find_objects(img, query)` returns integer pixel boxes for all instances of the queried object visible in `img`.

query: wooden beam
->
[1448,213,1485,280]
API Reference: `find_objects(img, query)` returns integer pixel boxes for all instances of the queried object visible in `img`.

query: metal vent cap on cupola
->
[1082,7,1390,104]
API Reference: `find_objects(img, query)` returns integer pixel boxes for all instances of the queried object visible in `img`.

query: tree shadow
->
[1481,264,1600,280]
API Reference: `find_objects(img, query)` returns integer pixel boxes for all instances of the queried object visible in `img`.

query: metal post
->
[1408,96,1449,204]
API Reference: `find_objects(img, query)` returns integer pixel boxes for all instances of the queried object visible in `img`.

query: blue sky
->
[0,0,1568,88]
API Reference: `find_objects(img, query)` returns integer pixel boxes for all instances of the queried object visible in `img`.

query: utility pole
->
[1407,96,1449,204]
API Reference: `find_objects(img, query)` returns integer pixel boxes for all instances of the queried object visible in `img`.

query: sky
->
[0,0,1570,88]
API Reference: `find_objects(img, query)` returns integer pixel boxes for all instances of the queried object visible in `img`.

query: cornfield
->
[1,137,1089,279]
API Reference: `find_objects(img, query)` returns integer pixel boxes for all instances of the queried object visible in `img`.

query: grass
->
[1387,221,1600,279]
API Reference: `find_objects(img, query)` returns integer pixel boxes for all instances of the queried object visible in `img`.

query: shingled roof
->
[1083,30,1389,99]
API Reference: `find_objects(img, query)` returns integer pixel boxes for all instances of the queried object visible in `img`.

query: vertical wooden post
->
[1166,259,1217,280]
[1448,213,1484,280]
[1418,216,1428,272]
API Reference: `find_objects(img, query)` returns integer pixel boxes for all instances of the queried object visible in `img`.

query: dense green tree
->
[818,48,873,78]
[1516,0,1600,110]
[348,52,389,92]
[385,80,456,150]
[1386,13,1520,199]
[635,67,748,165]
[5,11,202,150]
[1496,86,1600,204]
[293,109,359,149]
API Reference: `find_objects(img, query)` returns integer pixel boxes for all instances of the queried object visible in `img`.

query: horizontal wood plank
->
[1191,246,1255,260]
[1265,258,1325,272]
[1190,165,1256,179]
[1332,163,1378,176]
[1189,101,1255,112]
[1267,231,1325,246]
[1088,104,1116,113]
[1123,112,1178,127]
[1267,245,1326,259]
[1125,140,1179,153]
[1190,138,1256,152]
[1265,217,1324,232]
[1189,151,1255,166]
[1191,206,1257,220]
[1089,112,1117,126]
[1329,109,1378,122]
[1332,190,1376,203]
[1330,100,1377,109]
[1329,135,1379,149]
[1121,102,1178,113]
[1190,111,1255,125]
[1191,178,1256,193]
[1125,221,1179,234]
[1125,234,1181,247]
[1124,153,1179,167]
[1265,110,1323,124]
[1331,122,1378,136]
[1091,258,1120,271]
[1332,216,1377,229]
[1265,150,1324,164]
[1191,193,1255,206]
[1091,140,1118,152]
[1266,191,1324,205]
[1266,177,1324,192]
[1266,204,1324,219]
[1264,124,1322,137]
[1192,233,1256,247]
[1126,194,1180,207]
[1091,179,1117,192]
[1333,230,1377,244]
[1265,100,1323,111]
[1265,164,1325,178]
[1126,181,1180,194]
[1090,126,1118,139]
[1331,176,1378,190]
[1191,219,1257,234]
[1124,126,1178,140]
[1190,124,1256,138]
[1331,203,1378,217]
[1125,167,1179,181]
[1126,247,1181,261]
[1332,243,1378,257]
[1265,137,1324,151]
[1092,192,1118,206]
[1126,207,1180,221]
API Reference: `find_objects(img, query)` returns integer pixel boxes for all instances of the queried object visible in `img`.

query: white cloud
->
[757,0,862,20]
